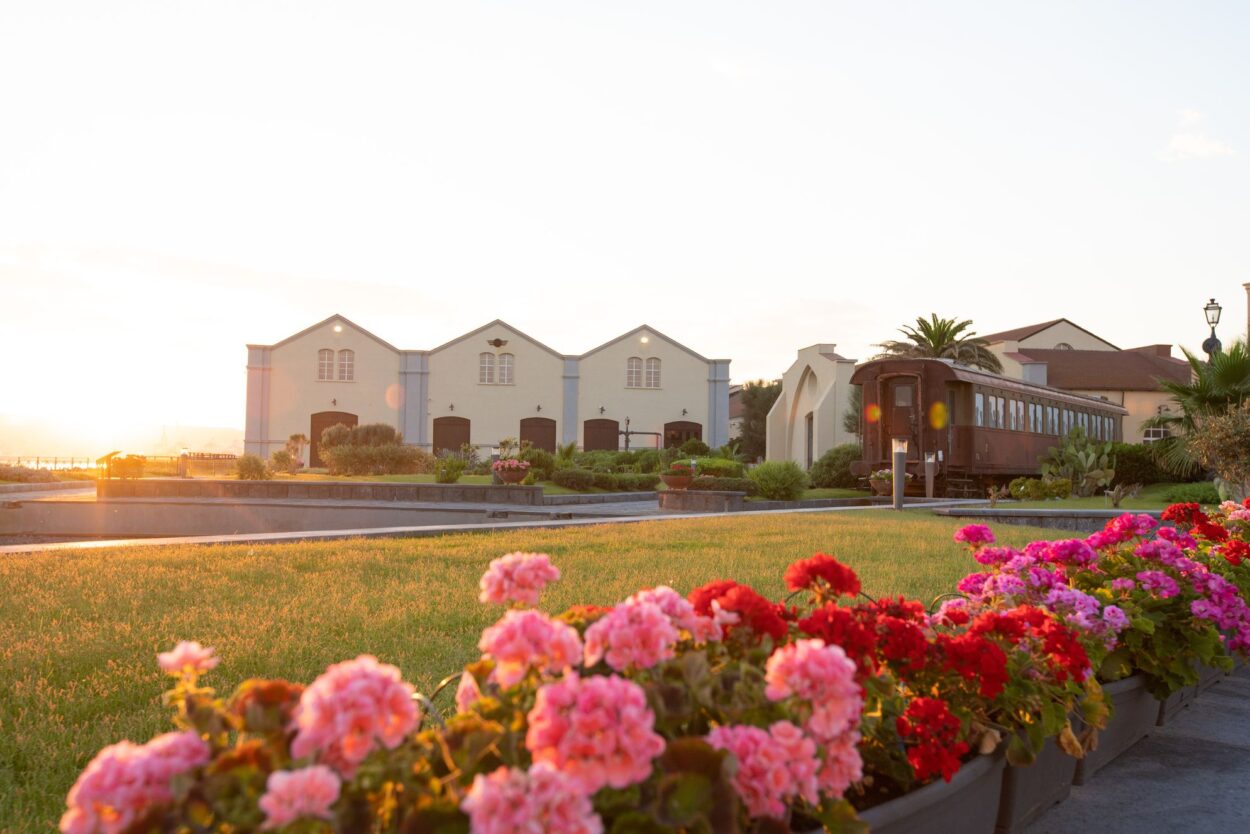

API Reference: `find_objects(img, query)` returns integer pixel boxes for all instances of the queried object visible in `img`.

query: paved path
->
[1029,664,1250,834]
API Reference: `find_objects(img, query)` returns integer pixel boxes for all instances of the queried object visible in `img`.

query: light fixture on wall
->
[487,338,509,348]
[681,408,687,416]
[536,405,542,412]
[599,406,606,414]
[331,398,337,407]
[449,403,455,412]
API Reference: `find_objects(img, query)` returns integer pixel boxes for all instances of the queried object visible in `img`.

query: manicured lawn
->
[1005,482,1180,511]
[0,510,1065,833]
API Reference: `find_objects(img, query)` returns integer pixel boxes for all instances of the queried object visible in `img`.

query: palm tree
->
[874,315,1004,374]
[1144,340,1250,477]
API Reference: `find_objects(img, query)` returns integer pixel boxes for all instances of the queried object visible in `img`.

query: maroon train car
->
[849,358,1127,494]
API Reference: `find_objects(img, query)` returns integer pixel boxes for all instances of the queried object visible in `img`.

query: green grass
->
[274,471,667,496]
[0,511,1066,832]
[1005,482,1178,510]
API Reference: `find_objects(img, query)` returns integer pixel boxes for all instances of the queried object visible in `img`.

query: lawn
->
[0,510,1064,832]
[272,471,662,496]
[1004,482,1181,511]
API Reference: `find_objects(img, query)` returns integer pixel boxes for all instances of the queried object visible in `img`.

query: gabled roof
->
[980,318,1119,350]
[428,319,568,359]
[1017,348,1190,391]
[251,313,400,352]
[579,324,715,364]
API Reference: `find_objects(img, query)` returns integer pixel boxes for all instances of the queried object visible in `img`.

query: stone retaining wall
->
[658,490,746,512]
[96,479,545,506]
[931,508,1165,533]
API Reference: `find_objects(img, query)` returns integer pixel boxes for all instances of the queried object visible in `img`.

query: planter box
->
[994,739,1077,834]
[1073,675,1156,785]
[1156,683,1198,726]
[1195,661,1225,695]
[855,752,1005,834]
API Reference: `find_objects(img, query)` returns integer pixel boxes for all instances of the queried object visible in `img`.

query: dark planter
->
[1195,661,1225,694]
[869,478,891,496]
[995,738,1078,834]
[1073,675,1156,785]
[1155,682,1198,726]
[660,474,693,490]
[855,751,1006,834]
[496,468,528,484]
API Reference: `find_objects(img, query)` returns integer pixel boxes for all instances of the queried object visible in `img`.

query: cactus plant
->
[1039,426,1117,497]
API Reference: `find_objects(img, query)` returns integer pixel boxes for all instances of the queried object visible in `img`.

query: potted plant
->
[491,458,531,484]
[660,460,695,490]
[869,468,911,496]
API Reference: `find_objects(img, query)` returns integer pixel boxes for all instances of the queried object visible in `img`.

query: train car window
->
[996,397,1006,429]
[975,392,985,427]
[1016,401,1025,432]
[893,383,914,407]
[988,395,998,429]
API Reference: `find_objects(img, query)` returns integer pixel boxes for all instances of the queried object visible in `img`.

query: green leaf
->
[1006,731,1037,767]
[1130,616,1155,634]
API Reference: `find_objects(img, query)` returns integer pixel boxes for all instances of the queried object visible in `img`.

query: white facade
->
[245,316,730,464]
[765,345,859,468]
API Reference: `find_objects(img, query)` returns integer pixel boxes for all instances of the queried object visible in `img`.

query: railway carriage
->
[849,358,1127,495]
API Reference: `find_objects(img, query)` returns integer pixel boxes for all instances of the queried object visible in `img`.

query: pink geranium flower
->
[479,609,583,687]
[525,673,665,794]
[628,586,721,641]
[479,552,561,606]
[455,671,483,713]
[461,763,604,834]
[954,524,996,547]
[764,639,862,743]
[156,641,219,676]
[707,721,820,819]
[583,600,679,671]
[60,731,210,834]
[258,766,341,830]
[289,655,419,777]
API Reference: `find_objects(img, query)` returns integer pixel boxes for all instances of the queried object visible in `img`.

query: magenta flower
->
[156,641,219,676]
[972,546,1020,566]
[525,673,665,794]
[258,766,341,830]
[1042,539,1097,566]
[707,721,821,819]
[478,552,561,607]
[1102,605,1129,632]
[583,600,679,671]
[1135,571,1180,599]
[289,655,418,777]
[461,764,604,834]
[954,524,996,547]
[479,609,583,687]
[1110,578,1135,592]
[60,731,210,834]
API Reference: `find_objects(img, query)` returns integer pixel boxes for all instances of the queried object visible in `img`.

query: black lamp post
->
[1202,298,1223,360]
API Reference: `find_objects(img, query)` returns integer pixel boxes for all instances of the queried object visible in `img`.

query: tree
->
[737,379,781,461]
[873,315,1003,374]
[1143,340,1250,477]
[1188,401,1250,501]
[842,385,862,442]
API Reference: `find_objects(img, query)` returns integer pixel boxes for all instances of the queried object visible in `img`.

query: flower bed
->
[58,501,1250,833]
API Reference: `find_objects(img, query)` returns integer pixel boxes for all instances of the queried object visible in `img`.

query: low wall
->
[658,490,745,513]
[931,508,1165,533]
[0,481,93,495]
[97,479,544,506]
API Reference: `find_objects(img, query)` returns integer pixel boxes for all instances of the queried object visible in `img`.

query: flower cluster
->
[157,640,219,676]
[896,698,968,783]
[583,599,679,671]
[479,551,561,606]
[707,722,820,819]
[688,579,788,642]
[784,553,862,599]
[491,458,531,472]
[461,763,603,834]
[479,609,583,687]
[258,766,341,830]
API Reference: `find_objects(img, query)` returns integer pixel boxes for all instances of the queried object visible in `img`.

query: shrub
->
[319,423,352,450]
[747,460,808,500]
[269,449,293,473]
[1109,443,1167,487]
[1162,481,1220,505]
[1039,427,1116,497]
[111,455,146,479]
[574,451,618,472]
[634,450,662,473]
[689,476,759,496]
[1007,477,1072,501]
[1189,402,1250,501]
[350,423,402,446]
[593,472,616,491]
[619,473,660,491]
[320,445,430,476]
[552,468,596,491]
[235,454,270,480]
[0,464,57,483]
[693,457,744,478]
[434,457,466,484]
[679,438,711,457]
[519,449,555,481]
[808,444,863,489]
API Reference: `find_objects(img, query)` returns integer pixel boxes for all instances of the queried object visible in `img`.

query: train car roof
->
[850,357,1130,415]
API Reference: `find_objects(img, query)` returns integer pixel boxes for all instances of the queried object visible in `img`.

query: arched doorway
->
[583,419,620,451]
[519,417,557,452]
[663,420,702,449]
[310,411,358,468]
[432,416,471,454]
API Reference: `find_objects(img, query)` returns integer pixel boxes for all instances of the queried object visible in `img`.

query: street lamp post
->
[1203,298,1223,360]
[891,437,908,510]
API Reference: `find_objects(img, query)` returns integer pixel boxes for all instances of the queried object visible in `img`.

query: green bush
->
[111,455,146,480]
[593,472,617,491]
[693,457,745,478]
[1007,477,1072,501]
[679,438,711,457]
[618,473,661,491]
[236,454,271,480]
[520,448,555,481]
[747,460,809,500]
[635,450,662,473]
[0,464,56,483]
[319,423,353,450]
[434,457,466,484]
[270,449,294,473]
[1110,443,1167,487]
[689,476,759,496]
[552,468,596,491]
[320,445,431,476]
[349,423,401,446]
[573,451,619,472]
[808,444,862,489]
[1162,482,1220,505]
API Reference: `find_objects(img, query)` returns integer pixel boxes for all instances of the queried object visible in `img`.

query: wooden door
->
[519,417,557,452]
[663,420,702,449]
[432,416,471,454]
[583,419,619,451]
[884,377,919,456]
[310,411,358,468]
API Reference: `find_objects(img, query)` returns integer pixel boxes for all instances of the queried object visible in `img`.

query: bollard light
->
[891,437,908,510]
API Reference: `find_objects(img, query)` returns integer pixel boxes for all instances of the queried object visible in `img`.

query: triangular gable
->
[428,319,569,359]
[253,314,400,353]
[580,324,715,363]
[981,318,1119,350]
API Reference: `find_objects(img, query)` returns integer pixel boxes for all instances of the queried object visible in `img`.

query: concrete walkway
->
[1029,664,1250,834]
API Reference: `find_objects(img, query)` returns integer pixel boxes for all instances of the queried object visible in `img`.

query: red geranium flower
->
[798,604,878,677]
[878,616,929,674]
[1162,502,1206,525]
[896,697,969,783]
[1219,539,1249,567]
[938,632,1009,699]
[1193,520,1230,543]
[873,595,928,623]
[688,580,788,642]
[784,553,862,598]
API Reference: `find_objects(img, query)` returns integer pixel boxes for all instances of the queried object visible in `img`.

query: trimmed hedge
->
[552,468,596,491]
[1008,477,1072,501]
[320,444,433,476]
[693,457,745,478]
[688,476,759,496]
[1162,482,1221,505]
[808,444,862,489]
[747,460,809,500]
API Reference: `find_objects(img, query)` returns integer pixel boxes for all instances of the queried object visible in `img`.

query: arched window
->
[479,352,496,384]
[626,356,642,388]
[337,349,354,381]
[1054,342,1074,350]
[498,353,514,384]
[645,357,661,388]
[317,349,334,381]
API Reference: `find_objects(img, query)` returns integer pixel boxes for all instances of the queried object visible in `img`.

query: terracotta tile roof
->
[978,319,1066,344]
[1016,348,1191,391]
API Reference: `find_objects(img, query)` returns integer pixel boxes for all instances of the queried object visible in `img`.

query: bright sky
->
[2,1,1248,452]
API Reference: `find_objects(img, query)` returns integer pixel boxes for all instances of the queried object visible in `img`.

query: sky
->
[2,1,1248,453]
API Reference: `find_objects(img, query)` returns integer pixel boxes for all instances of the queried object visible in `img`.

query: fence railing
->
[0,456,96,470]
[3,453,239,479]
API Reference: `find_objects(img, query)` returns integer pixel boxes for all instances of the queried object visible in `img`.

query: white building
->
[245,315,731,467]
[765,344,859,468]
